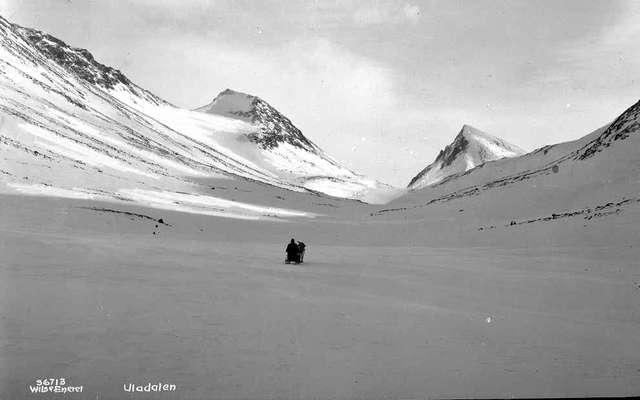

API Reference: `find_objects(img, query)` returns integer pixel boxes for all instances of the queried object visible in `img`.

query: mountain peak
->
[195,89,319,152]
[460,124,476,132]
[458,124,484,137]
[211,88,258,106]
[458,124,502,140]
[219,88,253,97]
[197,88,259,120]
[408,125,526,189]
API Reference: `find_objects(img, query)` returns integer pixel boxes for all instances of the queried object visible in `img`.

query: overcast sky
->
[1,0,639,185]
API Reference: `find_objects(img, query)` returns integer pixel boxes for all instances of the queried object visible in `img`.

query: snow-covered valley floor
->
[1,193,639,399]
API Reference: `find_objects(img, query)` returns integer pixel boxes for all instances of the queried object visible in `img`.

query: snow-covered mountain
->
[196,88,319,152]
[378,100,640,227]
[0,16,394,219]
[408,125,526,189]
[193,88,396,202]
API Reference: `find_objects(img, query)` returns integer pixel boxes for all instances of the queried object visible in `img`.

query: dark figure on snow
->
[297,241,306,263]
[285,238,300,264]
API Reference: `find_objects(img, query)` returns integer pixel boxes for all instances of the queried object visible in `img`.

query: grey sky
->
[2,0,639,185]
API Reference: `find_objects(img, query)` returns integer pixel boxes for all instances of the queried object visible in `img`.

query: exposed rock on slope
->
[11,21,166,105]
[577,100,640,160]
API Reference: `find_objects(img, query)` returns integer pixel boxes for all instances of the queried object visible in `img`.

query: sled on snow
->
[285,255,303,264]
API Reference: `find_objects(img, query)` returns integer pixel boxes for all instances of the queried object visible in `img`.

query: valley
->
[1,12,640,399]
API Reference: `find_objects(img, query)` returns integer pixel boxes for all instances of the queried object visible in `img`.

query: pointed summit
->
[408,125,526,189]
[196,89,257,119]
[195,89,318,152]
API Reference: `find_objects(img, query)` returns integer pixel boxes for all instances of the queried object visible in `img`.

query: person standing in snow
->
[297,241,306,263]
[285,238,299,264]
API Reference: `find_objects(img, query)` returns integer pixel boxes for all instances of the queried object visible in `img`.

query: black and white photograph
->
[1,1,639,398]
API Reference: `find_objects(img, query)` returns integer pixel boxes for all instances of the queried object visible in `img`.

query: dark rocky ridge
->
[16,26,129,90]
[577,100,640,160]
[7,17,166,105]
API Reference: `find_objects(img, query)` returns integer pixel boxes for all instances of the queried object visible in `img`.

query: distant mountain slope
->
[0,15,395,217]
[408,125,526,189]
[377,100,640,222]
